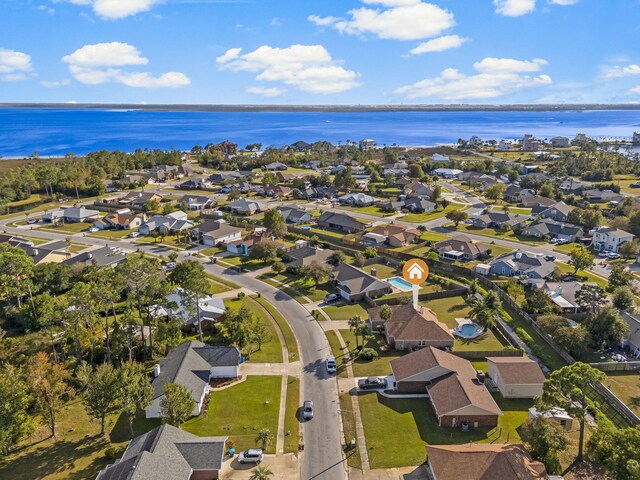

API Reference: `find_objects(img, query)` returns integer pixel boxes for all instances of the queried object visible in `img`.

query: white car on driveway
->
[238,449,263,464]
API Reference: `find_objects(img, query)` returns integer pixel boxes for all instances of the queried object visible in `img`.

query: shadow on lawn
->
[370,392,505,445]
[1,435,111,480]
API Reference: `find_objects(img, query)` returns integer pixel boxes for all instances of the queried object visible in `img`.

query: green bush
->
[359,348,379,361]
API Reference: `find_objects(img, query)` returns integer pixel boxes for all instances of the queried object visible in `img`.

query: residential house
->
[277,206,312,224]
[503,185,534,203]
[528,407,573,431]
[558,179,585,194]
[593,227,634,253]
[432,168,463,179]
[146,340,240,418]
[264,162,288,171]
[148,164,181,182]
[62,246,128,269]
[18,241,70,265]
[426,444,548,480]
[359,139,377,150]
[178,194,215,211]
[550,136,570,148]
[180,178,214,189]
[522,219,583,242]
[583,189,624,204]
[227,234,284,256]
[219,181,258,194]
[208,171,247,183]
[121,174,145,185]
[96,424,227,480]
[0,234,34,247]
[490,251,556,279]
[433,235,489,261]
[317,212,368,233]
[288,140,312,152]
[338,192,379,207]
[332,263,391,302]
[263,185,293,198]
[93,212,145,231]
[62,207,100,223]
[621,311,640,358]
[498,140,511,151]
[275,172,296,183]
[194,220,242,246]
[456,171,482,182]
[155,289,226,331]
[521,196,556,208]
[283,246,334,269]
[393,177,413,189]
[432,153,451,163]
[532,202,573,222]
[390,347,503,427]
[367,224,421,248]
[383,167,410,177]
[368,304,454,351]
[404,181,434,198]
[528,280,588,313]
[118,191,163,209]
[403,197,436,213]
[227,198,261,216]
[41,209,65,224]
[300,186,338,200]
[139,211,191,236]
[487,357,545,399]
[472,212,526,229]
[522,134,540,152]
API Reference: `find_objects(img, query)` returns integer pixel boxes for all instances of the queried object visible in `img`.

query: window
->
[418,340,427,347]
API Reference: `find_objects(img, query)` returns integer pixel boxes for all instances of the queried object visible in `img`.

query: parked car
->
[27,219,38,225]
[324,293,340,304]
[607,252,621,259]
[358,377,387,390]
[549,238,559,244]
[162,262,176,271]
[543,255,556,262]
[88,227,99,233]
[326,356,337,373]
[238,449,263,464]
[598,251,609,258]
[302,400,314,420]
[129,232,140,238]
[630,182,640,188]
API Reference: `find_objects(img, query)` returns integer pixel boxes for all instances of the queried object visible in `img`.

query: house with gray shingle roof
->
[489,250,556,279]
[146,340,240,418]
[96,424,226,480]
[522,219,583,242]
[332,264,391,302]
[317,212,368,233]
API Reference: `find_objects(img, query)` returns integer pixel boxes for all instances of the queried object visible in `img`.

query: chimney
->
[556,286,562,295]
[32,248,39,256]
[370,267,377,277]
[153,364,161,378]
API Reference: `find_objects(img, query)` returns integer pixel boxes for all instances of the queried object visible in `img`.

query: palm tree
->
[249,466,273,480]
[348,315,364,348]
[255,428,274,450]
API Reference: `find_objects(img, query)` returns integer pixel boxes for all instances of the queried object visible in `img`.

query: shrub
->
[105,445,126,460]
[237,292,245,299]
[359,348,379,361]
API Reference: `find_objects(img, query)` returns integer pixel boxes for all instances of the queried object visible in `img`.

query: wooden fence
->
[589,362,640,372]
[455,349,524,360]
[373,288,469,305]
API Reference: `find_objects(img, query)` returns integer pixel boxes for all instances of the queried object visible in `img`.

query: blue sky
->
[1,0,640,104]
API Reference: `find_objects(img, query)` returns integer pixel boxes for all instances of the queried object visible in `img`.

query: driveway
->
[222,453,299,480]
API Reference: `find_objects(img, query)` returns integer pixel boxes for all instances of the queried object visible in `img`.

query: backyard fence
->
[587,383,640,428]
[454,349,524,360]
[589,362,640,372]
[373,288,469,305]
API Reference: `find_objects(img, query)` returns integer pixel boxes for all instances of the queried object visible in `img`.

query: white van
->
[326,356,337,373]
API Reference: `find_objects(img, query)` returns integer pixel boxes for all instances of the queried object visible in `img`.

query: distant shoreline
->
[3,102,640,113]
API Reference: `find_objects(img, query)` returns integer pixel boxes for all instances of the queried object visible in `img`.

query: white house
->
[154,288,226,329]
[63,207,100,223]
[195,220,242,246]
[432,153,450,163]
[432,168,463,179]
[486,357,545,399]
[592,227,634,253]
[145,341,240,418]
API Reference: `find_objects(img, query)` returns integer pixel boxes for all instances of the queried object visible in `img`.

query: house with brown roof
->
[283,246,334,269]
[317,212,368,233]
[433,234,489,261]
[366,224,421,248]
[93,212,146,231]
[390,347,502,427]
[486,357,545,399]
[426,444,548,480]
[263,184,293,198]
[368,304,454,351]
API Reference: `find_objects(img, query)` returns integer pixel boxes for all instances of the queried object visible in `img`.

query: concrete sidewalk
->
[241,361,301,377]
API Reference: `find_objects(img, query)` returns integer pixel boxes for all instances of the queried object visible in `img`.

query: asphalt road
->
[0,214,346,480]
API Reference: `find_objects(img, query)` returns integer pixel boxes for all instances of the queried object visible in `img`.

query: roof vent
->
[515,252,522,260]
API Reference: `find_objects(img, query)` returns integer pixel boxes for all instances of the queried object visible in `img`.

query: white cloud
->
[0,47,35,81]
[395,57,552,100]
[409,35,468,55]
[247,86,285,97]
[62,42,189,88]
[217,44,361,94]
[494,0,535,16]
[62,42,148,67]
[309,1,454,41]
[628,86,640,95]
[603,64,640,79]
[41,79,71,88]
[55,0,160,19]
[474,57,547,73]
[548,0,578,4]
[216,48,242,64]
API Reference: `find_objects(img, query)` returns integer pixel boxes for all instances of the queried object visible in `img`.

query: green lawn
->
[402,203,467,223]
[183,376,281,453]
[555,262,608,289]
[364,262,399,279]
[69,242,89,253]
[323,301,370,321]
[40,221,93,234]
[603,372,640,415]
[424,297,509,352]
[358,392,532,469]
[89,229,138,240]
[208,279,232,295]
[207,274,241,290]
[6,193,45,207]
[340,329,402,377]
[337,204,395,217]
[224,297,283,363]
[614,174,640,195]
[0,398,159,480]
[284,376,301,453]
[220,255,268,271]
[489,205,532,216]
[452,224,547,246]
[253,296,300,361]
[419,231,449,243]
[340,392,362,469]
[553,242,580,254]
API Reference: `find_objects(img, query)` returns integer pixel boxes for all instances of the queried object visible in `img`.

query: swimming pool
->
[459,324,477,336]
[387,277,414,292]
[454,322,484,339]
[301,226,311,230]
